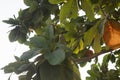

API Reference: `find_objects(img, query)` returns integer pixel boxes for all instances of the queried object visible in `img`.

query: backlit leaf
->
[81,0,95,21]
[92,30,102,53]
[60,0,78,22]
[84,20,101,47]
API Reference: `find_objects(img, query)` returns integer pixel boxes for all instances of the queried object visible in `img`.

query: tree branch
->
[74,49,113,63]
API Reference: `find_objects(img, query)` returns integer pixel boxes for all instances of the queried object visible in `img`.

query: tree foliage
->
[2,0,120,80]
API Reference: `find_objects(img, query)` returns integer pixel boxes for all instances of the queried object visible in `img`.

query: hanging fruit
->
[103,19,120,49]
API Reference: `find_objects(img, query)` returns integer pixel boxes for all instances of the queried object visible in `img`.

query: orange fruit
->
[103,19,120,49]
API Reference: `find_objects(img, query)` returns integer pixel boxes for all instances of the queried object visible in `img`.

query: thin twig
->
[74,49,113,63]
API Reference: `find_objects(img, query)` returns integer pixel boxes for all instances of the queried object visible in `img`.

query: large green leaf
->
[84,20,101,47]
[38,60,81,80]
[81,0,95,21]
[60,0,78,22]
[20,49,40,60]
[30,36,49,49]
[84,20,100,47]
[44,48,65,65]
[48,0,64,4]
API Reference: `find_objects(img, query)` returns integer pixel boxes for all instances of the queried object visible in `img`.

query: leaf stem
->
[74,49,113,63]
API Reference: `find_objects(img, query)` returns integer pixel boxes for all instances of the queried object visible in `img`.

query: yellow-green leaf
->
[81,0,95,21]
[84,25,97,47]
[79,39,84,50]
[92,31,102,53]
[48,0,64,4]
[60,0,78,22]
[84,20,101,47]
[73,39,84,54]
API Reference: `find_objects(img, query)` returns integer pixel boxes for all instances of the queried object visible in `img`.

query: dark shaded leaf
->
[110,54,116,63]
[3,18,19,26]
[9,27,20,42]
[18,32,27,43]
[38,60,81,80]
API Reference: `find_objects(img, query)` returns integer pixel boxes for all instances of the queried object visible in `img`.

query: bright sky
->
[0,0,92,80]
[0,0,29,80]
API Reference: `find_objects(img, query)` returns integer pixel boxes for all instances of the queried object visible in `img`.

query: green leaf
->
[24,0,32,6]
[38,60,81,80]
[110,54,116,63]
[86,77,95,80]
[87,64,101,79]
[90,0,99,4]
[84,20,100,47]
[48,0,64,4]
[44,48,65,65]
[92,30,102,53]
[18,32,27,43]
[80,62,87,67]
[20,49,40,60]
[45,25,54,41]
[9,27,20,42]
[60,0,78,22]
[81,0,95,21]
[3,18,19,26]
[14,56,20,61]
[19,75,27,80]
[30,36,49,49]
[17,64,30,73]
[49,26,54,39]
[107,69,120,80]
[102,54,110,66]
[29,1,38,12]
[2,61,29,74]
[116,58,120,67]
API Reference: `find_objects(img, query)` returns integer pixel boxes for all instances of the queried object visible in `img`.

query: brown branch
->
[74,49,113,63]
